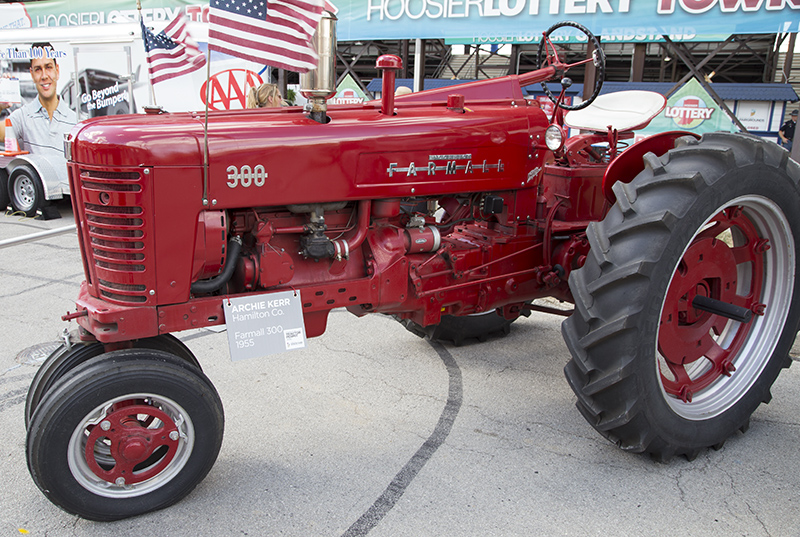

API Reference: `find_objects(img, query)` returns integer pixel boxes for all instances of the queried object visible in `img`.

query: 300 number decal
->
[227,164,267,188]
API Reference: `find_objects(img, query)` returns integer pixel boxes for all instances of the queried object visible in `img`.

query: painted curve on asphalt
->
[340,340,462,537]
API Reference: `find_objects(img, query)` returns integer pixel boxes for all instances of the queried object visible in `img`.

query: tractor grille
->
[72,165,155,305]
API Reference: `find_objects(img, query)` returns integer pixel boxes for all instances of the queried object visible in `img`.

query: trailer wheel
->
[399,310,520,346]
[8,164,46,217]
[25,334,202,428]
[27,349,224,521]
[563,132,800,461]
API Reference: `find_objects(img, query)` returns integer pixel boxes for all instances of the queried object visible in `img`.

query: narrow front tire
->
[26,349,224,520]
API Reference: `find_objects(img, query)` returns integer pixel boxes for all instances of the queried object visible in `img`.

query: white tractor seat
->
[564,90,667,133]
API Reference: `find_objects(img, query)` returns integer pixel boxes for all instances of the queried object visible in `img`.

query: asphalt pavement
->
[1,202,798,536]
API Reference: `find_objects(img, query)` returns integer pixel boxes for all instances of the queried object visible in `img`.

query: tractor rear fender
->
[601,131,700,204]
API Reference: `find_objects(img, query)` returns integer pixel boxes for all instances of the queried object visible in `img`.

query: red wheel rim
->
[85,402,180,485]
[658,207,766,403]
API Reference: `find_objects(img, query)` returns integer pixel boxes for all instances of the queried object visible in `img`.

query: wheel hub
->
[659,236,741,366]
[119,435,149,462]
[14,176,35,210]
[682,282,710,325]
[85,404,180,485]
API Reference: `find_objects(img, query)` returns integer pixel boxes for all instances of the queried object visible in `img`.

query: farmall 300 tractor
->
[24,20,800,520]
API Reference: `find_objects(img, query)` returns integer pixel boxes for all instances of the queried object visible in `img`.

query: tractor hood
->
[68,100,547,208]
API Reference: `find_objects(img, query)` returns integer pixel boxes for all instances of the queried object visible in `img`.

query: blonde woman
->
[246,83,284,108]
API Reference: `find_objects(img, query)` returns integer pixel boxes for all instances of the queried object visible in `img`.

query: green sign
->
[637,78,737,139]
[329,74,368,105]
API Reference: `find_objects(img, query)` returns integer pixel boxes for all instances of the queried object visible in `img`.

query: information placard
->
[223,290,306,361]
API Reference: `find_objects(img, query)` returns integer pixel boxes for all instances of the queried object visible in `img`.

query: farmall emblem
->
[200,69,264,111]
[664,96,714,129]
[387,154,504,177]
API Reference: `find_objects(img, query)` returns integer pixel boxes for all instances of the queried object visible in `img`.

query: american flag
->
[208,0,326,73]
[141,15,206,85]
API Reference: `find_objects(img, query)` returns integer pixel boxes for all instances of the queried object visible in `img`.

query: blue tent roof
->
[598,82,799,102]
[366,78,478,92]
[367,78,798,102]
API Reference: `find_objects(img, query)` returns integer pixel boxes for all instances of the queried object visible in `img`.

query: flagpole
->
[202,43,211,207]
[137,0,158,107]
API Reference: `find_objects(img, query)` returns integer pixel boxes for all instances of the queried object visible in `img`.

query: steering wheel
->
[536,21,605,111]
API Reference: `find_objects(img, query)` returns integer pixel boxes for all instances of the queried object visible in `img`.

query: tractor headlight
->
[545,125,565,151]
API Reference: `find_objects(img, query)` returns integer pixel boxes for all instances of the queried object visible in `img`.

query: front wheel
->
[26,349,224,520]
[563,132,800,461]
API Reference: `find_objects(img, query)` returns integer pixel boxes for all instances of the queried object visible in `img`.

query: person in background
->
[395,85,412,96]
[246,83,284,109]
[0,42,76,158]
[778,109,797,152]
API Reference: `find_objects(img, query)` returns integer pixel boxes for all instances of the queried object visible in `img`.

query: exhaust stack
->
[300,11,337,124]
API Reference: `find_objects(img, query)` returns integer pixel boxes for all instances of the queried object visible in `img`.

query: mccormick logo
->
[664,96,715,129]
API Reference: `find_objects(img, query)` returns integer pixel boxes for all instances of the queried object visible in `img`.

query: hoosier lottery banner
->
[0,0,798,44]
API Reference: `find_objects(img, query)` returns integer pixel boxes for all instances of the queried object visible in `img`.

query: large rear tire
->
[26,349,224,520]
[563,132,800,461]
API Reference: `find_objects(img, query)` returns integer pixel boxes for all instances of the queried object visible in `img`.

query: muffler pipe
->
[300,11,337,124]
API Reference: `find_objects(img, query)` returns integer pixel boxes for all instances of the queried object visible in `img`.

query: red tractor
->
[25,20,800,521]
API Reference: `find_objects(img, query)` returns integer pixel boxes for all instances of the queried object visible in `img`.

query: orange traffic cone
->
[4,117,20,153]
